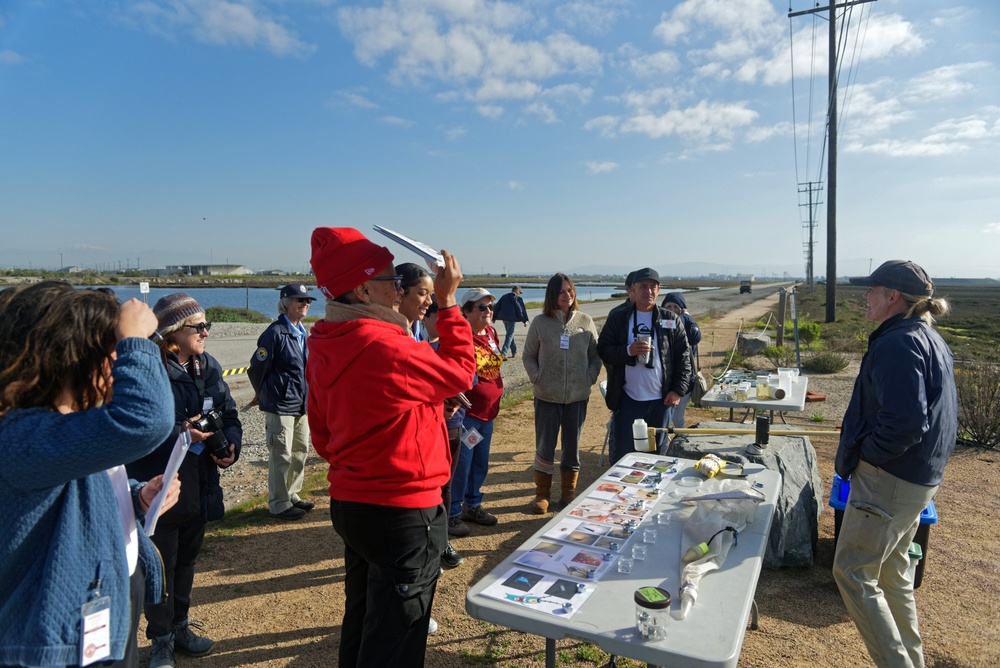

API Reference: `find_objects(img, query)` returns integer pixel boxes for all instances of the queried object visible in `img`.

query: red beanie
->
[310,227,394,299]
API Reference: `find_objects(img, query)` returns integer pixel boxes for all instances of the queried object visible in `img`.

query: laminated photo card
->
[479,567,598,618]
[512,539,618,580]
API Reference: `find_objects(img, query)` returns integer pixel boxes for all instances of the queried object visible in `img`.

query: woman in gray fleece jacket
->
[522,273,602,513]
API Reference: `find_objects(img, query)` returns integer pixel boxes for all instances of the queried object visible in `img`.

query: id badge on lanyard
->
[80,595,112,666]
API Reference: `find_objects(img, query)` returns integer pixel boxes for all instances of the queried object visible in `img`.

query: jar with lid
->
[634,586,671,640]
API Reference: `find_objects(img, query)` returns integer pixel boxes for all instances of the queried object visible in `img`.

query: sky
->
[1,0,998,279]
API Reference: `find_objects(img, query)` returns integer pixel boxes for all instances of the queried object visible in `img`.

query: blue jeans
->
[610,393,669,465]
[450,415,494,517]
[501,321,517,356]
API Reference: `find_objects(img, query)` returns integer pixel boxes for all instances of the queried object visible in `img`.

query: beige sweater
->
[521,310,601,404]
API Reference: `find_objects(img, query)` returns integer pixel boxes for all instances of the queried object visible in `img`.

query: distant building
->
[164,264,251,276]
[256,269,288,276]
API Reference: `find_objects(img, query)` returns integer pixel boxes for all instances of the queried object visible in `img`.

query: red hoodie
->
[307,304,475,508]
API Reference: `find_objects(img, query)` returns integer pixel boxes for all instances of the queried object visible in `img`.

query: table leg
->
[546,637,555,668]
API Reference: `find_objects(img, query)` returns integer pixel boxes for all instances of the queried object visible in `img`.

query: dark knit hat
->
[661,291,688,310]
[849,260,934,297]
[153,293,204,332]
[311,227,394,300]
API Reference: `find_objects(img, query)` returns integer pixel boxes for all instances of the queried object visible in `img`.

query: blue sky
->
[1,0,998,279]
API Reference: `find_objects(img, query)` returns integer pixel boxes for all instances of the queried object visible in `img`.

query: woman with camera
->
[126,293,242,668]
[0,281,180,667]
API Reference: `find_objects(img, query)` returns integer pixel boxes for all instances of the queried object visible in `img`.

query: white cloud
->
[380,115,414,127]
[583,115,619,138]
[444,126,467,141]
[508,180,526,191]
[627,50,681,78]
[746,121,792,143]
[337,90,379,109]
[554,0,628,35]
[477,104,504,119]
[0,50,24,65]
[337,0,601,105]
[620,99,758,143]
[585,160,619,174]
[905,62,990,103]
[124,0,314,57]
[525,102,558,124]
[845,138,969,158]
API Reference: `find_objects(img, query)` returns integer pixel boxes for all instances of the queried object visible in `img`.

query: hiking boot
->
[172,619,215,657]
[149,633,176,668]
[461,503,498,526]
[447,514,470,537]
[441,541,464,568]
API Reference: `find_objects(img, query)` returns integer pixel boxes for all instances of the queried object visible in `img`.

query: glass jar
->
[755,375,770,399]
[634,586,671,640]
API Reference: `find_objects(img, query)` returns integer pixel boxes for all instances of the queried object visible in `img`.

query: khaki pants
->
[264,412,310,513]
[833,460,937,668]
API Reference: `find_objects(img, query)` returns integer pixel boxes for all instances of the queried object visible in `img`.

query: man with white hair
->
[249,283,316,521]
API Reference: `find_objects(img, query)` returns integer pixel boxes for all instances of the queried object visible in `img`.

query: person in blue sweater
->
[0,281,179,668]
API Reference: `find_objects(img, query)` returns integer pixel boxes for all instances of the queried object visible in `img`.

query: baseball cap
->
[849,260,933,297]
[460,287,494,307]
[279,283,316,301]
[631,267,660,284]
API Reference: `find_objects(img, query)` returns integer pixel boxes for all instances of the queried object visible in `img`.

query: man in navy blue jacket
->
[493,285,528,358]
[833,260,957,668]
[249,283,316,520]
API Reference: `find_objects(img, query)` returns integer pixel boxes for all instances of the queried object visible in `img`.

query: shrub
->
[955,359,1000,450]
[762,345,796,368]
[206,306,271,323]
[803,352,849,374]
[798,321,821,346]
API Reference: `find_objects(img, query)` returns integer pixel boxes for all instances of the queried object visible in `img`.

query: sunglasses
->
[369,275,404,291]
[293,298,313,304]
[183,322,212,334]
[476,303,495,312]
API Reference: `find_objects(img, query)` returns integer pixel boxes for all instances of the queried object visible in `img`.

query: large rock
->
[667,426,822,568]
[738,331,771,356]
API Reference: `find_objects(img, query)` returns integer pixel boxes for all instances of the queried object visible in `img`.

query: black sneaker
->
[293,499,315,511]
[441,541,464,568]
[270,506,306,521]
[461,503,498,526]
[447,514,470,537]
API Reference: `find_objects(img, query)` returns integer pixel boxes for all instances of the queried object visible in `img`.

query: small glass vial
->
[734,382,750,401]
[756,376,770,399]
[634,587,671,640]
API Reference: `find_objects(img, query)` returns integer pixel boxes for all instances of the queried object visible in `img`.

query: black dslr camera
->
[191,409,230,459]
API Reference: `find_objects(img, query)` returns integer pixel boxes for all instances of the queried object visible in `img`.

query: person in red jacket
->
[306,228,474,668]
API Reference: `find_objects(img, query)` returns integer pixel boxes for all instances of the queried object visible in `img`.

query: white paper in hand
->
[373,225,444,272]
[143,429,191,537]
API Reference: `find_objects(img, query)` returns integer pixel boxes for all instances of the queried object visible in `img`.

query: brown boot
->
[556,471,580,510]
[530,470,552,514]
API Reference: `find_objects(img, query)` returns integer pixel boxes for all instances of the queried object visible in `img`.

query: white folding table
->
[466,455,781,668]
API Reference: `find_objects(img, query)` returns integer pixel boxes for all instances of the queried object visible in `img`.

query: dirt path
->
[167,297,1000,668]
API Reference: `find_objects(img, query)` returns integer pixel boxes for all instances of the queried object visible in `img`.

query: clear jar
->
[634,586,671,640]
[756,376,770,399]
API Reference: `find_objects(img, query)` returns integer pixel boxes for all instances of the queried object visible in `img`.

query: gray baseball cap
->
[849,260,933,297]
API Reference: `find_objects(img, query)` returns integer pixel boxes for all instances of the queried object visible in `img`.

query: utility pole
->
[789,0,877,322]
[798,181,823,292]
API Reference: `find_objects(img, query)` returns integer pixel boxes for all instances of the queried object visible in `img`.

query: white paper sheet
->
[373,225,445,271]
[143,429,191,537]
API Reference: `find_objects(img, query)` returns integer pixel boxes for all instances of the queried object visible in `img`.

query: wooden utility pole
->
[789,0,877,322]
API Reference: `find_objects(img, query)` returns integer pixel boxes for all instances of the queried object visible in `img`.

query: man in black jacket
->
[249,283,316,520]
[597,268,691,464]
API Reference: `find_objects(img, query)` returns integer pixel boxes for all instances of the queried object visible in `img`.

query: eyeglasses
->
[476,303,494,312]
[183,322,212,334]
[293,298,313,304]
[369,275,404,291]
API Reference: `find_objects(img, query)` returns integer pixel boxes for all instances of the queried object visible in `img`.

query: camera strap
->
[189,355,208,406]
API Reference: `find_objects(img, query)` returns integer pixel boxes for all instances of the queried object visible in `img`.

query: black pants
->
[144,513,205,638]
[331,501,446,668]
